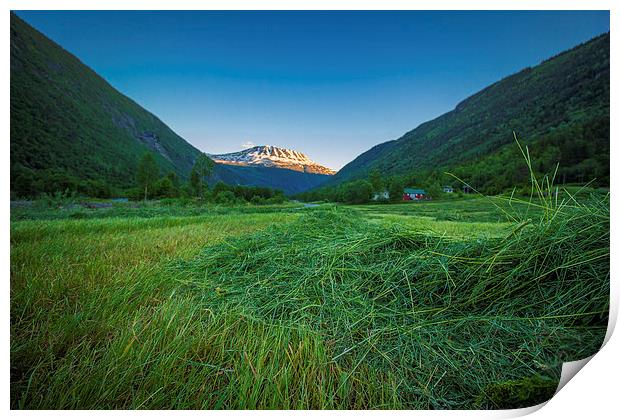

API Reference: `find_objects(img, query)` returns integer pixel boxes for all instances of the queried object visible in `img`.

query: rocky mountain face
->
[210,146,336,175]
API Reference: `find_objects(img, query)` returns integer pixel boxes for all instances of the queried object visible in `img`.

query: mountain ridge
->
[210,145,335,175]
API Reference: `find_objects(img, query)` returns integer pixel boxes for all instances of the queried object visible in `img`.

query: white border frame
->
[2,2,616,419]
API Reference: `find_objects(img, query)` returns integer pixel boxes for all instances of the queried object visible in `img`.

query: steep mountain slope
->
[10,13,203,196]
[327,33,609,186]
[211,145,335,175]
[10,14,331,197]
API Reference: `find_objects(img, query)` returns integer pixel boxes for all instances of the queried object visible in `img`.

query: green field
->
[10,195,609,409]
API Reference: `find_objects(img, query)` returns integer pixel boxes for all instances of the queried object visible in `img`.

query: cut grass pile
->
[10,194,609,409]
[172,198,609,409]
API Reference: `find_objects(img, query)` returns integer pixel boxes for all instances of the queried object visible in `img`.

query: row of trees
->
[11,149,287,204]
[209,182,286,205]
[11,165,118,199]
[296,169,453,204]
[135,152,285,204]
[135,152,215,200]
[10,152,215,200]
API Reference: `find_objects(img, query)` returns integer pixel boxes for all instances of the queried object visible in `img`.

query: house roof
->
[404,188,426,194]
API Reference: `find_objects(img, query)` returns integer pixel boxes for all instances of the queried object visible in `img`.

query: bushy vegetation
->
[210,182,286,205]
[326,33,609,189]
[10,166,118,199]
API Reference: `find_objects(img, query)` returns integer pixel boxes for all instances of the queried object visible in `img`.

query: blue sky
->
[16,10,609,170]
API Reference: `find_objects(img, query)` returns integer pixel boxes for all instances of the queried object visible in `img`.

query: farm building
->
[443,186,454,193]
[403,188,426,201]
[372,191,390,201]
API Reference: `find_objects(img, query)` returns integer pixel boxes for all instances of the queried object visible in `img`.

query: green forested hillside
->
[10,13,332,198]
[10,13,204,197]
[324,32,609,191]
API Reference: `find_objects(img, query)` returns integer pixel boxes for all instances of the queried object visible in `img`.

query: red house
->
[403,188,427,201]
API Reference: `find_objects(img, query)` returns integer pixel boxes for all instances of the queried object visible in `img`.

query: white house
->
[372,191,390,201]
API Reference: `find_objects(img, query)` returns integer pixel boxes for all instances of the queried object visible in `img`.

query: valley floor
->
[10,196,609,409]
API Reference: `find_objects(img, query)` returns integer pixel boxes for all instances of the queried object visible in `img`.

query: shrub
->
[215,190,236,205]
[250,195,265,205]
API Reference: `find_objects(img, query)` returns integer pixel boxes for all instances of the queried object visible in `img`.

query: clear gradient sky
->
[15,10,609,170]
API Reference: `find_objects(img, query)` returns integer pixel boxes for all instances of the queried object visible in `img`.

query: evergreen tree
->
[197,153,215,177]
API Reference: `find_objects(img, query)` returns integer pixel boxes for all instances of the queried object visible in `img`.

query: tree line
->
[134,152,286,204]
[11,151,287,205]
[295,168,453,204]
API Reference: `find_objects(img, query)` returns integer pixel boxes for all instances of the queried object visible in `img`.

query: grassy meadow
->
[10,193,609,409]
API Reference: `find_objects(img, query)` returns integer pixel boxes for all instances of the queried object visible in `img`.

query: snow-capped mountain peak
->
[210,145,335,175]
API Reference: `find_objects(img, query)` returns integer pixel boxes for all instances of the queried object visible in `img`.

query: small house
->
[442,186,454,193]
[372,191,390,201]
[403,188,426,201]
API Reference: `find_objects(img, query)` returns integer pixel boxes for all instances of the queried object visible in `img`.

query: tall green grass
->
[10,212,298,408]
[10,181,609,408]
[10,200,303,222]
